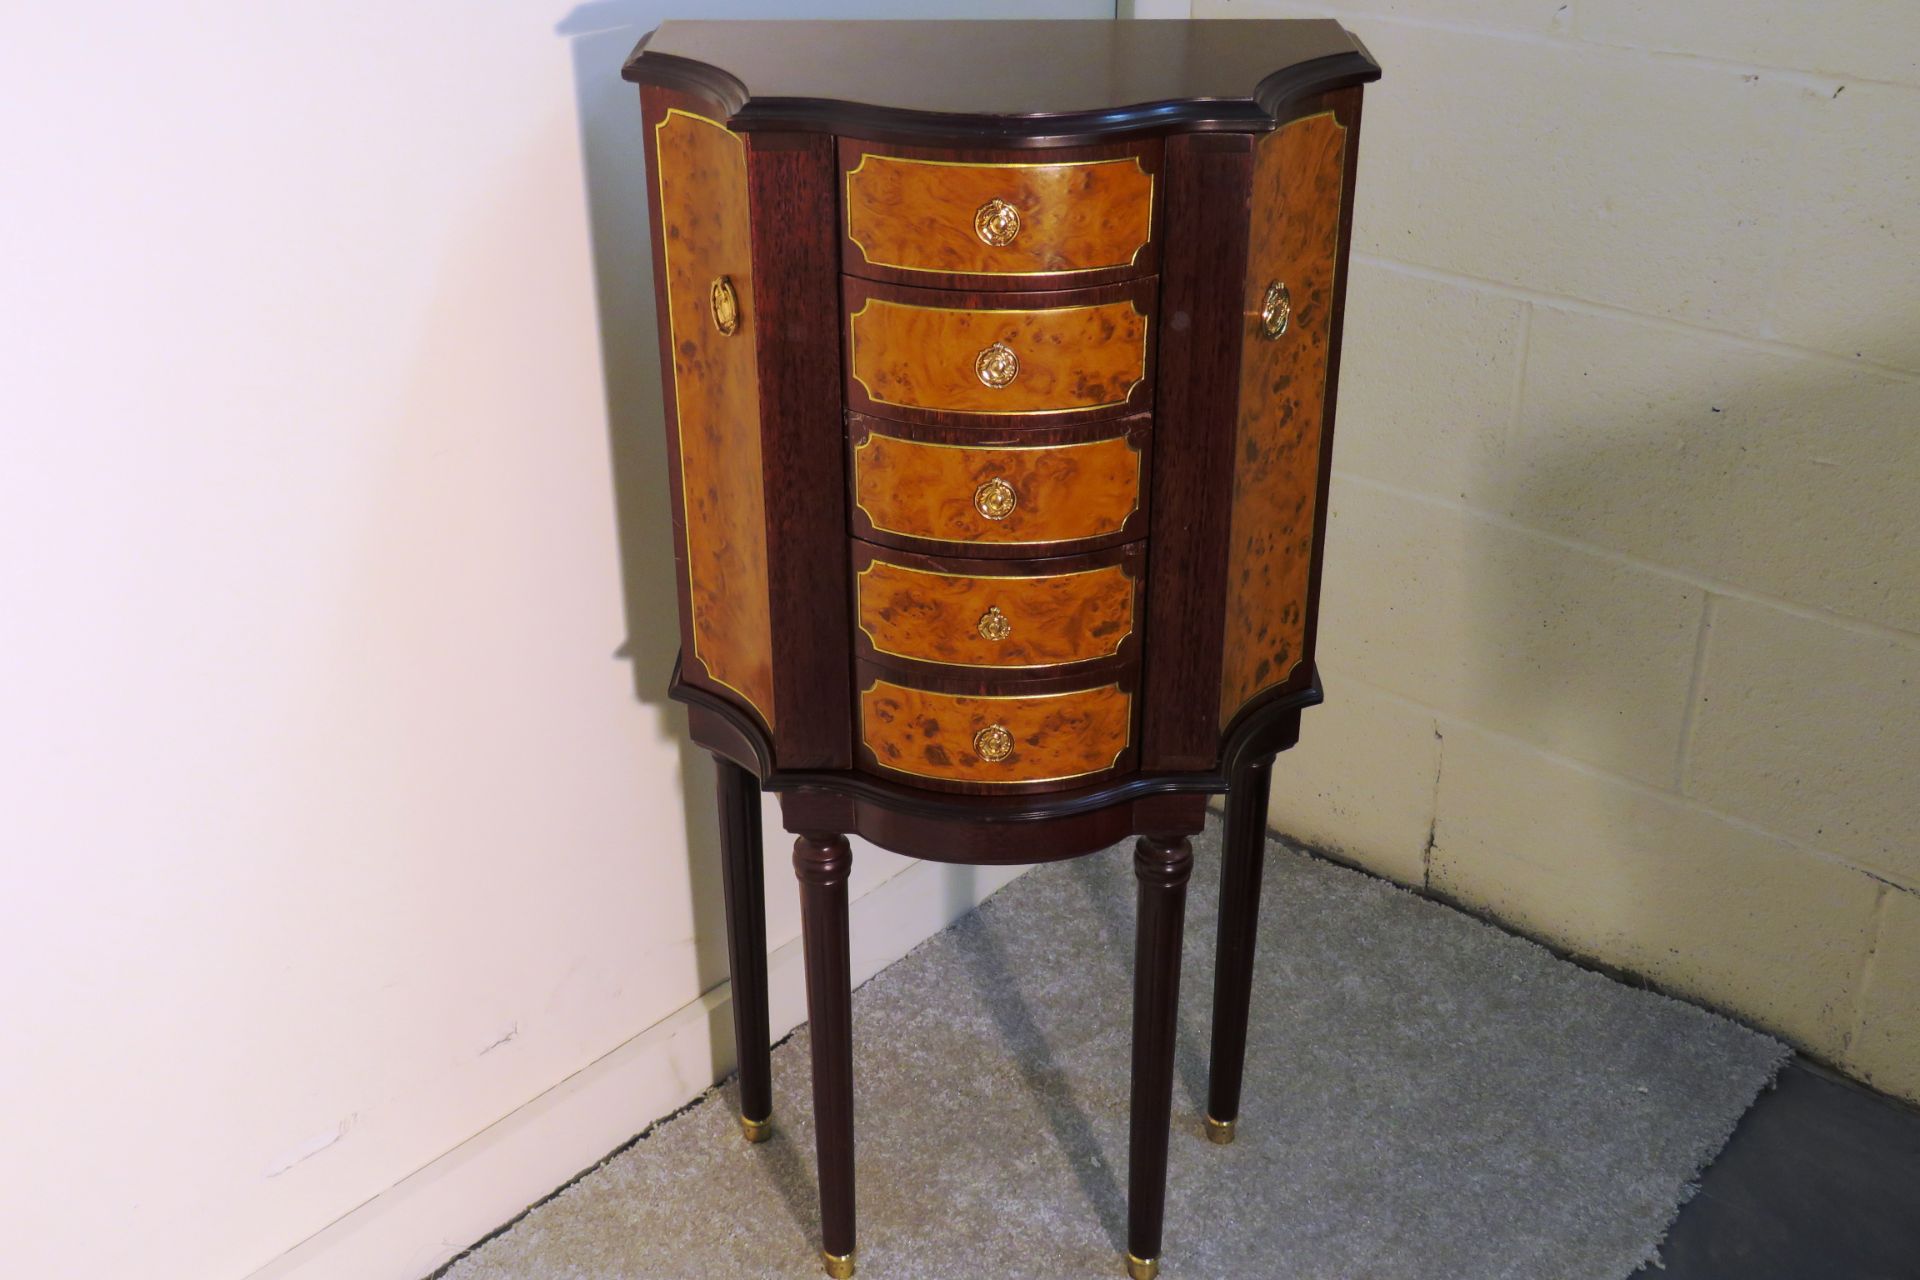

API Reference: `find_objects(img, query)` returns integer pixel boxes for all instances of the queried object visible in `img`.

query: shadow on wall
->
[556,0,979,1085]
[1457,306,1913,1045]
[559,1,730,1073]
[1480,325,1911,768]
[557,0,1144,1105]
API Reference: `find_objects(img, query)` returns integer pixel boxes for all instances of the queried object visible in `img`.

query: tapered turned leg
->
[1206,755,1275,1145]
[794,833,856,1279]
[1127,834,1195,1280]
[715,757,773,1143]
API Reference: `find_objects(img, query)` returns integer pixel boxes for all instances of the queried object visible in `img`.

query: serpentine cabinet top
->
[623,19,1380,145]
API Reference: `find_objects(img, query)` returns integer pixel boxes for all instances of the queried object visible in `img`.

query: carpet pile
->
[443,819,1786,1279]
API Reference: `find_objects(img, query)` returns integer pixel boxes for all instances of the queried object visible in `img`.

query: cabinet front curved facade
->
[637,22,1374,820]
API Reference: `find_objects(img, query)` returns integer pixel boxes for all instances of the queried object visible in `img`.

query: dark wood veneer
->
[1139,129,1255,772]
[626,21,1378,147]
[745,127,854,769]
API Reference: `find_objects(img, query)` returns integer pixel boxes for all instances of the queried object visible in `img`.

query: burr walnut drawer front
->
[844,277,1154,422]
[841,141,1158,284]
[853,543,1141,673]
[849,415,1147,554]
[857,668,1134,790]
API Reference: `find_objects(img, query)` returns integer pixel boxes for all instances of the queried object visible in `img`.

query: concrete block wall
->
[1198,0,1920,1099]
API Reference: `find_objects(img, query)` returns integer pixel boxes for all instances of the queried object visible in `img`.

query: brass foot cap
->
[821,1248,855,1279]
[1204,1114,1236,1145]
[739,1114,773,1144]
[1126,1252,1159,1280]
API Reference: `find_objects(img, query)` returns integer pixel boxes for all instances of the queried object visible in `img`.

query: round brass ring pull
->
[975,341,1019,388]
[973,723,1014,763]
[977,605,1012,642]
[710,275,740,336]
[1258,280,1290,340]
[973,477,1017,521]
[974,198,1021,247]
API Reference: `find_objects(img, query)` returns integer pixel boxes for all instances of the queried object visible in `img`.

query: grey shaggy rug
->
[443,818,1787,1280]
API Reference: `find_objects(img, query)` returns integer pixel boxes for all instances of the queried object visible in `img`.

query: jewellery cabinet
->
[623,20,1379,1276]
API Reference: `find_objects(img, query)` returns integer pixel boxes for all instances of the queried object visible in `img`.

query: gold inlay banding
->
[843,153,1154,277]
[859,678,1131,786]
[652,108,773,729]
[851,432,1143,549]
[846,296,1150,418]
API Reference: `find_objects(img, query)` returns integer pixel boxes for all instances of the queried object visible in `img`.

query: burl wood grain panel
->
[848,290,1149,416]
[1219,110,1347,728]
[656,108,775,728]
[845,152,1154,278]
[852,427,1142,547]
[856,553,1136,670]
[859,677,1132,787]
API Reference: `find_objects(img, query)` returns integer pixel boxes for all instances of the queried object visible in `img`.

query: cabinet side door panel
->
[1219,107,1349,729]
[647,94,777,731]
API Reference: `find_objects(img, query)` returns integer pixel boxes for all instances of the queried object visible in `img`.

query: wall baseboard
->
[245,858,1025,1280]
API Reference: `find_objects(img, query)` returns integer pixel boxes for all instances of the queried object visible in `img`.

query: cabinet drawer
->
[858,672,1132,789]
[854,544,1140,672]
[842,144,1156,283]
[849,416,1146,552]
[845,278,1152,422]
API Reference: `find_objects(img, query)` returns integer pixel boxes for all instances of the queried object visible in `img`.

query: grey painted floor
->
[442,819,1786,1280]
[1636,1059,1920,1280]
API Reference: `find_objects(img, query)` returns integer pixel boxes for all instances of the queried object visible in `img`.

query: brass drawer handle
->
[977,605,1012,642]
[973,476,1017,521]
[974,198,1021,248]
[1259,280,1290,340]
[710,275,740,336]
[974,341,1019,388]
[973,723,1014,763]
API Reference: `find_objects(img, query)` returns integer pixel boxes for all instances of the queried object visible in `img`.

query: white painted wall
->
[0,3,1102,1278]
[1195,1,1920,1100]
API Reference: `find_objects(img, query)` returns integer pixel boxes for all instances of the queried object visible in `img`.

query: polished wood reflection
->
[851,423,1143,549]
[859,675,1131,787]
[654,106,776,728]
[845,151,1154,278]
[848,287,1149,416]
[855,549,1137,670]
[1219,109,1346,727]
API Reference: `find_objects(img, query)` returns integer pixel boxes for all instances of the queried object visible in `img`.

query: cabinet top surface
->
[626,19,1377,142]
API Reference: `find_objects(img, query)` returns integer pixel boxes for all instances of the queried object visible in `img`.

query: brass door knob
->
[975,341,1019,388]
[974,198,1021,247]
[973,723,1014,763]
[977,605,1012,642]
[973,477,1017,521]
[1258,280,1290,340]
[710,275,740,335]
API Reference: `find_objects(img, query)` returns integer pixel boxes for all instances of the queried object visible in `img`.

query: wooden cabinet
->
[626,19,1378,1279]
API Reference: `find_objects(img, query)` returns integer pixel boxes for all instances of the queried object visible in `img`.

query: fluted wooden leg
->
[1127,834,1195,1280]
[1206,755,1274,1144]
[794,833,856,1278]
[715,757,772,1142]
